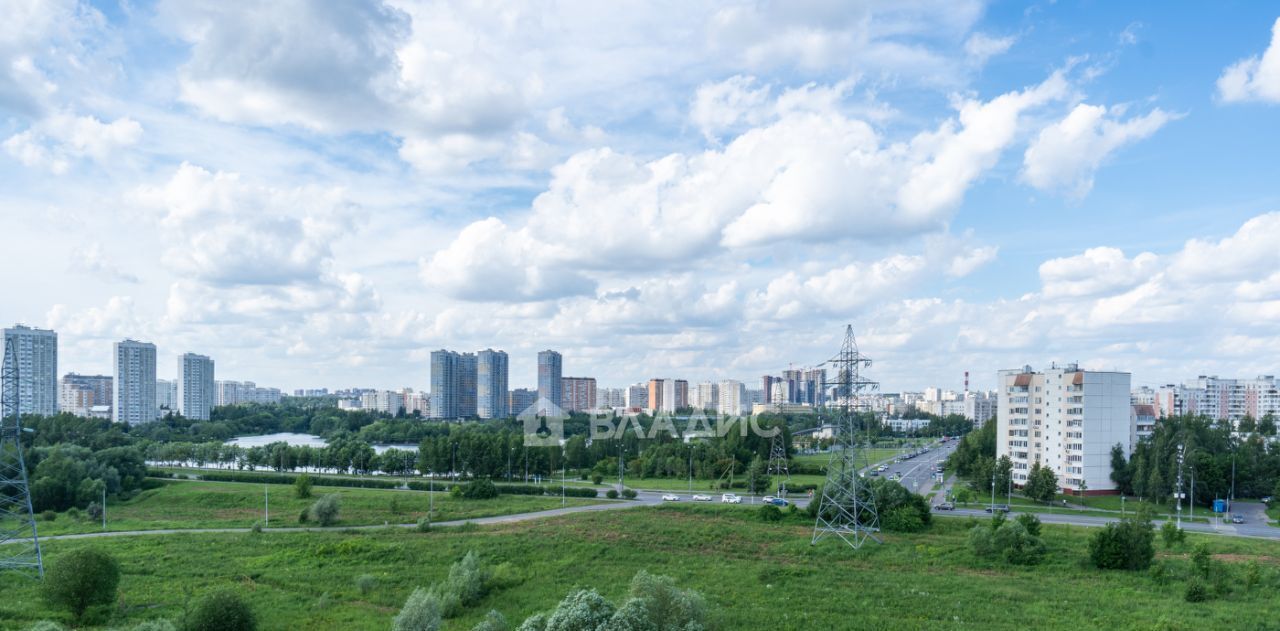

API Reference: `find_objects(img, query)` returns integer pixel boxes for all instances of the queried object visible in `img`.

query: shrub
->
[86,501,103,521]
[416,516,432,533]
[606,489,619,499]
[758,504,783,522]
[42,548,120,621]
[882,506,926,533]
[591,474,603,485]
[1149,561,1170,586]
[1184,577,1209,603]
[40,510,57,522]
[294,474,313,499]
[309,494,341,527]
[444,551,491,609]
[1245,560,1262,591]
[66,507,81,521]
[543,589,614,631]
[968,517,1044,565]
[616,570,706,630]
[23,622,66,631]
[1015,513,1041,538]
[1160,520,1186,548]
[393,588,442,631]
[1190,543,1212,579]
[298,507,310,524]
[621,488,637,500]
[1089,516,1155,571]
[356,574,377,595]
[184,589,256,631]
[460,479,499,500]
[472,610,508,631]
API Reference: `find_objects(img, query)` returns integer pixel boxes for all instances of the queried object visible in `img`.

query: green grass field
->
[32,480,605,536]
[6,505,1279,630]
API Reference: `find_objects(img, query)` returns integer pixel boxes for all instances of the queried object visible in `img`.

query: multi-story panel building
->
[2,324,58,417]
[177,352,216,421]
[674,379,688,410]
[537,350,562,414]
[718,380,746,416]
[647,379,665,413]
[625,383,648,410]
[156,378,178,413]
[964,390,996,426]
[1132,404,1157,445]
[476,349,509,419]
[59,373,112,417]
[1154,376,1280,424]
[561,377,596,412]
[509,388,537,415]
[694,381,718,410]
[114,339,157,424]
[598,387,625,409]
[362,390,405,415]
[997,364,1132,494]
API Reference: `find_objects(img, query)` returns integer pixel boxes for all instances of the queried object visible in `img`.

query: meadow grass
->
[6,504,1279,630]
[33,480,605,536]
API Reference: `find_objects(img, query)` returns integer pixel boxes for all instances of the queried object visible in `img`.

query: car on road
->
[1231,514,1245,524]
[721,493,742,504]
[934,502,955,511]
[691,494,712,502]
[661,494,680,501]
[767,497,789,507]
[984,504,1010,513]
[868,470,880,476]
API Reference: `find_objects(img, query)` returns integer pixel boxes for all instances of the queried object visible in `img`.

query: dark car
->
[934,502,955,511]
[984,504,1010,513]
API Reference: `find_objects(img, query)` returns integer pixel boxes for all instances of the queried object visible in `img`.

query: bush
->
[23,622,66,631]
[86,501,103,521]
[40,510,57,522]
[42,548,120,621]
[543,589,615,631]
[1015,513,1041,538]
[1190,543,1212,578]
[621,488,637,500]
[758,504,783,522]
[298,507,310,524]
[516,571,706,631]
[356,574,377,595]
[1160,520,1186,548]
[591,474,603,485]
[444,551,491,609]
[472,610,507,631]
[65,507,81,521]
[184,589,256,631]
[309,494,341,527]
[393,588,442,631]
[1184,577,1210,603]
[968,516,1044,565]
[606,489,619,499]
[416,516,432,533]
[882,506,926,533]
[460,479,499,500]
[1089,515,1155,571]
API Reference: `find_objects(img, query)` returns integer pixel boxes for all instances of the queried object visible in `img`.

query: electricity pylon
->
[811,325,881,549]
[767,432,791,496]
[1,340,43,578]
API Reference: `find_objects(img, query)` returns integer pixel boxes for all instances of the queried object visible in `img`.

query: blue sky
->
[3,1,1280,393]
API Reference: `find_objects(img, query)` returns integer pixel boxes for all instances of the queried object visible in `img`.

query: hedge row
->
[149,469,596,497]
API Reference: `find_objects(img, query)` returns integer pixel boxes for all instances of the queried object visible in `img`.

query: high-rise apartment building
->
[431,350,464,419]
[177,352,216,421]
[996,364,1132,494]
[537,350,562,414]
[599,387,625,409]
[114,339,157,424]
[694,381,719,410]
[59,373,112,417]
[509,388,537,415]
[156,379,178,412]
[2,324,58,417]
[647,379,665,413]
[625,383,648,410]
[561,377,596,412]
[964,390,996,426]
[476,349,509,419]
[457,352,477,417]
[718,380,746,416]
[1154,376,1280,423]
[674,379,688,410]
[215,380,282,406]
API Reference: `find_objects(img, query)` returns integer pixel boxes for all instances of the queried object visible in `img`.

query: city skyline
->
[4,4,1280,393]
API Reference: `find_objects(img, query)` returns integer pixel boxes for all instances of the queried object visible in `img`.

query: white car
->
[692,494,712,502]
[661,494,680,501]
[763,496,777,504]
[721,493,742,504]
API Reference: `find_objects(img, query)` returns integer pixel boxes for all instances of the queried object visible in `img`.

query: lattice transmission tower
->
[811,324,881,549]
[767,431,791,496]
[1,340,44,578]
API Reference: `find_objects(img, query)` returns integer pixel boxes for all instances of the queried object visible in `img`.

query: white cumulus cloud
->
[1022,103,1177,197]
[1217,17,1280,103]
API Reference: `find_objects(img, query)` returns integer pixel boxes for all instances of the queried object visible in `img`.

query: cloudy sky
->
[3,1,1280,393]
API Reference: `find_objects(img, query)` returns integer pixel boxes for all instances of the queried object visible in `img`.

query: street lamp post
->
[688,445,693,494]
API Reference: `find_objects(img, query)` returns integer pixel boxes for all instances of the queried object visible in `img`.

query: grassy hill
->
[4,504,1278,630]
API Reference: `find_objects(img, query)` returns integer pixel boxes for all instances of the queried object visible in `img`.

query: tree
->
[471,610,508,631]
[1110,444,1133,495]
[543,589,615,631]
[184,590,257,631]
[1023,462,1058,504]
[309,494,340,526]
[393,588,442,631]
[1161,520,1186,549]
[460,479,499,500]
[758,504,783,522]
[294,474,313,499]
[43,548,120,622]
[746,455,770,495]
[1258,414,1277,436]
